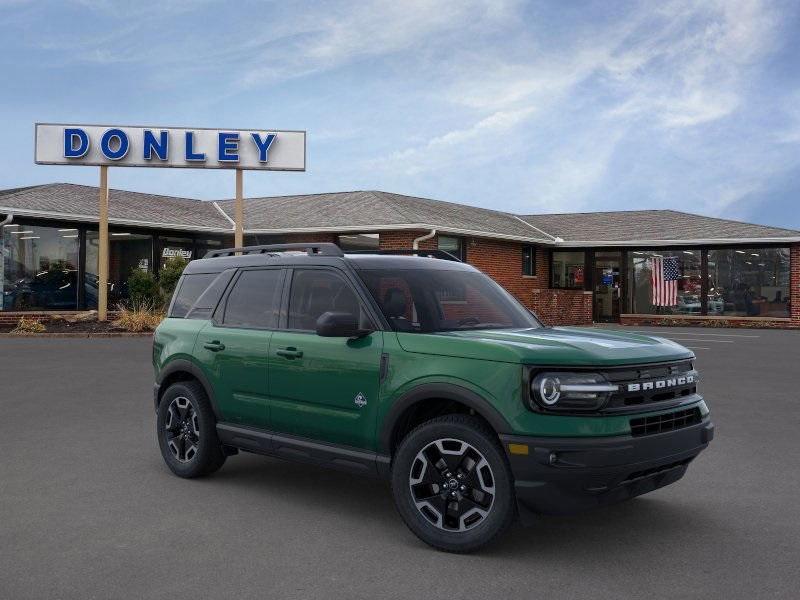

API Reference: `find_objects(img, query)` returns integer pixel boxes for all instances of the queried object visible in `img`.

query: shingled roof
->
[215,190,551,242]
[0,183,230,232]
[1,183,798,244]
[519,210,800,244]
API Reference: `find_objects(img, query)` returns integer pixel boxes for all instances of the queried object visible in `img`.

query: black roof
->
[185,248,477,275]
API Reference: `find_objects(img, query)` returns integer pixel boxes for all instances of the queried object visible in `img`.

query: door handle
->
[276,347,303,359]
[203,340,226,352]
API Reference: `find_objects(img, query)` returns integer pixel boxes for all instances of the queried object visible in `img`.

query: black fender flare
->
[155,359,221,419]
[379,383,512,454]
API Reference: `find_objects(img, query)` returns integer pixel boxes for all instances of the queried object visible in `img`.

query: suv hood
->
[395,327,693,366]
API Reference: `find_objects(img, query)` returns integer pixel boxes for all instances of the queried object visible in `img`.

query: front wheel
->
[156,381,226,478]
[391,415,515,553]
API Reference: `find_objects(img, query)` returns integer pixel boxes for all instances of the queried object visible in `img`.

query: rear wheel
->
[157,381,226,478]
[391,415,515,553]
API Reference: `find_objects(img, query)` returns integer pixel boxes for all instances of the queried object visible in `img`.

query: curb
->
[0,332,154,338]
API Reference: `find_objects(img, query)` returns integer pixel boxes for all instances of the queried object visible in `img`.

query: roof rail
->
[204,242,344,258]
[344,249,461,262]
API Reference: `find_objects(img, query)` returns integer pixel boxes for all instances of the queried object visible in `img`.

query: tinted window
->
[287,269,369,331]
[223,269,282,328]
[358,269,541,333]
[2,223,79,310]
[170,273,217,318]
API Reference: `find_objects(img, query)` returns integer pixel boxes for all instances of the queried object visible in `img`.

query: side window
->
[170,273,217,318]
[287,269,368,331]
[222,269,282,329]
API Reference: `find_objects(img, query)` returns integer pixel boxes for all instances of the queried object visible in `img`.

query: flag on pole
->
[651,256,679,306]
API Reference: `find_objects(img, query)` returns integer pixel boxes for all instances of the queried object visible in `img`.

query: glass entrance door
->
[593,251,622,322]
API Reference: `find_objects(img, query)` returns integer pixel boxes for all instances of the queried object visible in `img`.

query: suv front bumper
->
[499,417,714,516]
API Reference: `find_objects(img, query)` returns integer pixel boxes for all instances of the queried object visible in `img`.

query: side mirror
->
[315,311,371,338]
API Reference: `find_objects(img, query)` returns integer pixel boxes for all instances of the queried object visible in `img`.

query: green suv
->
[153,243,713,552]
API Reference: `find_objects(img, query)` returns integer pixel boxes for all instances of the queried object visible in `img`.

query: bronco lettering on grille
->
[627,374,695,393]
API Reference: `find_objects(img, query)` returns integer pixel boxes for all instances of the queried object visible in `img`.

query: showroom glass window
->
[338,233,379,252]
[196,236,233,259]
[85,230,153,308]
[707,248,790,318]
[551,251,585,289]
[159,236,194,270]
[629,249,702,314]
[1,223,80,310]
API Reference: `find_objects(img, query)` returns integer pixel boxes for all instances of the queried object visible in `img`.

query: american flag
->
[651,256,679,306]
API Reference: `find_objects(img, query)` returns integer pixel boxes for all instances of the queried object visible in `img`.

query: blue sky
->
[1,0,799,228]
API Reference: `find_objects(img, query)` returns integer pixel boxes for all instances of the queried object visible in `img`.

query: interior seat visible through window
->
[287,269,369,331]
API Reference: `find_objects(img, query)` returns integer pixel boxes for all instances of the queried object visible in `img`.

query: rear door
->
[194,267,284,429]
[267,266,383,449]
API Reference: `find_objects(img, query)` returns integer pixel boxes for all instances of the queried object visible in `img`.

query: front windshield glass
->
[357,268,541,333]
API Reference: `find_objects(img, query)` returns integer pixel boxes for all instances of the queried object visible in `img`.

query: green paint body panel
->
[155,317,706,451]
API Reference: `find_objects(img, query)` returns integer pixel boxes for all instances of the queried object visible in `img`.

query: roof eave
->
[553,237,800,247]
[0,206,231,233]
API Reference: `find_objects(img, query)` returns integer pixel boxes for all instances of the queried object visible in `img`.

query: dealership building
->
[1,182,799,328]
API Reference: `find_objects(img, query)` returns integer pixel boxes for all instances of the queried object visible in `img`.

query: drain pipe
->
[412,228,437,250]
[0,213,11,227]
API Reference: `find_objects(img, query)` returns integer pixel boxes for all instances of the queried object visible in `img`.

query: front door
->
[268,267,383,450]
[593,251,622,322]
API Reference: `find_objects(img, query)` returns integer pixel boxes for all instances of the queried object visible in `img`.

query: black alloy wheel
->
[156,381,226,478]
[391,415,515,553]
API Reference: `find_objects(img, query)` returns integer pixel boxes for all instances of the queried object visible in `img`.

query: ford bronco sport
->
[152,243,713,553]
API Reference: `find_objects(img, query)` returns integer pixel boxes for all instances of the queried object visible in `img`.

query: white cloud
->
[378,106,535,175]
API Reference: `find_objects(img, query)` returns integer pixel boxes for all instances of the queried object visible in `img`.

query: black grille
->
[629,407,702,437]
[604,360,698,411]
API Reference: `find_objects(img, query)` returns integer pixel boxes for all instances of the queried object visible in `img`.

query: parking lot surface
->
[1,327,799,599]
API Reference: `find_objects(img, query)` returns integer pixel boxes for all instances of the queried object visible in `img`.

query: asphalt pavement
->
[1,327,799,599]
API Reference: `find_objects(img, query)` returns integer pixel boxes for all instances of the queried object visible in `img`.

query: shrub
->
[11,317,46,334]
[127,268,162,307]
[113,301,164,332]
[159,257,187,299]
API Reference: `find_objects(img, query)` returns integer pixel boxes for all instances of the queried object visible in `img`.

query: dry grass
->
[11,317,46,334]
[113,302,164,332]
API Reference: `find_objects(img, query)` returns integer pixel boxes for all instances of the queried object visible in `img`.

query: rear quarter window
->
[169,273,218,318]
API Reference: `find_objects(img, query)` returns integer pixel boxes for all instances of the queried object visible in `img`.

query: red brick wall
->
[379,230,437,251]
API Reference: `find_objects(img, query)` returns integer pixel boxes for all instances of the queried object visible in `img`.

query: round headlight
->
[538,376,561,405]
[530,371,618,411]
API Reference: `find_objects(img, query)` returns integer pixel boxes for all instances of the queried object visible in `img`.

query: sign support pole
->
[235,168,244,249]
[98,166,109,321]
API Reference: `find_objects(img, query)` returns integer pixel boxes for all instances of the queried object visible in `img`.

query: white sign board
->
[34,123,306,171]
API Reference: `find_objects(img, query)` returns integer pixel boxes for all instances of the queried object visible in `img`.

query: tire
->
[156,381,226,478]
[391,415,515,553]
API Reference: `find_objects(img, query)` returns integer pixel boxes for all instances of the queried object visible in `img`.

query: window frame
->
[278,265,382,334]
[212,266,286,331]
[522,245,537,277]
[549,249,587,290]
[437,235,466,262]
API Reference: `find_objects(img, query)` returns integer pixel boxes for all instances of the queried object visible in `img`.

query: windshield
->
[357,268,541,333]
